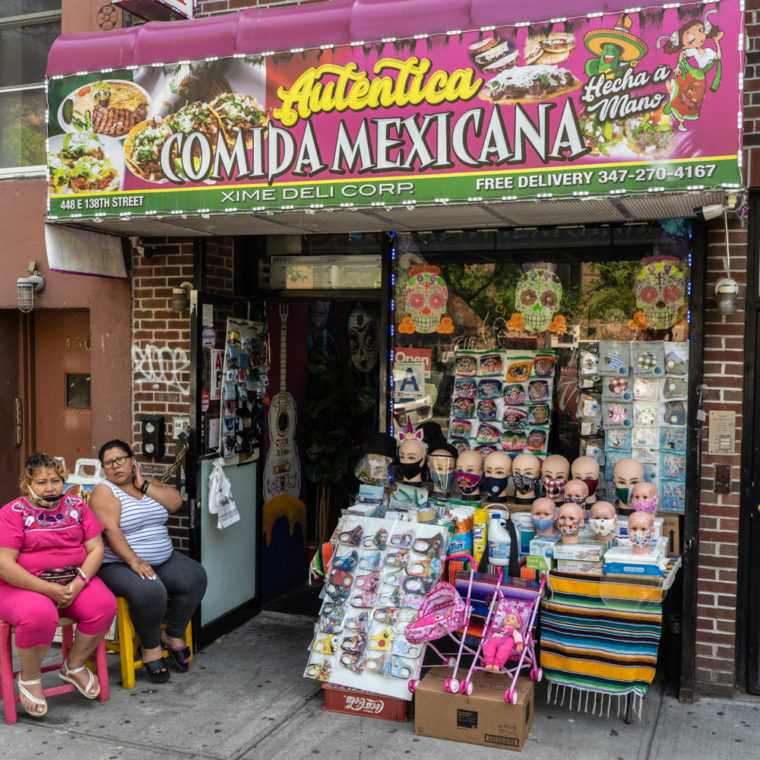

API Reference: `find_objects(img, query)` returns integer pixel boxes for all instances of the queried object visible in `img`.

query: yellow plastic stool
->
[108,596,193,689]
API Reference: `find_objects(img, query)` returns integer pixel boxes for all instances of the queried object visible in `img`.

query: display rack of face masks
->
[304,514,450,700]
[576,341,689,513]
[447,349,556,458]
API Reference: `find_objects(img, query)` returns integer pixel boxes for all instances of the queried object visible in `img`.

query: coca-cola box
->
[322,683,414,722]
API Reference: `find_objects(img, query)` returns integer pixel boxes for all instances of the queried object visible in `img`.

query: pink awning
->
[47,0,663,77]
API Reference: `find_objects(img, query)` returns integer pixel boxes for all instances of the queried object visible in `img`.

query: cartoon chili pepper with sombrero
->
[585,13,648,79]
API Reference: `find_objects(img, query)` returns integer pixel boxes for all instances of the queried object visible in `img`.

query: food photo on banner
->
[45,2,741,220]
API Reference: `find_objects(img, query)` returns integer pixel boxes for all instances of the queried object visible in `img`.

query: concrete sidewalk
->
[2,610,758,760]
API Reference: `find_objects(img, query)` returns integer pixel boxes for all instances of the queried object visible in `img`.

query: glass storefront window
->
[392,224,691,512]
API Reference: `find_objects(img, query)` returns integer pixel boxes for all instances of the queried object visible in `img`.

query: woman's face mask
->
[27,485,64,508]
[354,454,391,486]
[589,518,616,537]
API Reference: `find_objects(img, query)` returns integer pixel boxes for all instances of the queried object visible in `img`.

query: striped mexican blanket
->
[540,571,665,699]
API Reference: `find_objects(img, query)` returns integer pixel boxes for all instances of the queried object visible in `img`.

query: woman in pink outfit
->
[0,454,116,718]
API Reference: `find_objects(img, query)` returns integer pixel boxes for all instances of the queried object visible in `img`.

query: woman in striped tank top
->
[90,440,207,683]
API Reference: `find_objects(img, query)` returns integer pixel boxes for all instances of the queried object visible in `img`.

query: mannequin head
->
[398,434,427,483]
[571,455,601,503]
[557,502,585,544]
[588,501,617,541]
[427,439,458,496]
[628,509,656,554]
[541,454,570,503]
[481,451,512,499]
[630,481,659,514]
[455,449,484,497]
[531,497,557,536]
[613,458,645,511]
[512,452,542,501]
[563,479,589,509]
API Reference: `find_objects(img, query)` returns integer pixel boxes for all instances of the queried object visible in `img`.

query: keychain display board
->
[576,341,688,512]
[447,349,555,457]
[305,515,449,700]
[219,318,267,460]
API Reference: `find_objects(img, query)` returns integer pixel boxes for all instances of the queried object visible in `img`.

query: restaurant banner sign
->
[46,1,742,220]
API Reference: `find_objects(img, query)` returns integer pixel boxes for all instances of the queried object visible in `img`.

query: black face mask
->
[398,459,424,479]
[481,475,510,497]
[512,473,539,495]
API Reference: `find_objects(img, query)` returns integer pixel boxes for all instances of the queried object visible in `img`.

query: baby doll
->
[557,502,585,544]
[588,501,617,541]
[563,478,590,510]
[629,481,659,515]
[531,497,557,537]
[483,610,524,671]
[628,509,656,554]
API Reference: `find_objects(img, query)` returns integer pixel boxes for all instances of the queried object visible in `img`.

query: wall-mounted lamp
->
[17,261,44,313]
[715,277,739,316]
[171,281,193,312]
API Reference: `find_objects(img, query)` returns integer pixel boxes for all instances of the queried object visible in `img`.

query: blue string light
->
[388,230,397,438]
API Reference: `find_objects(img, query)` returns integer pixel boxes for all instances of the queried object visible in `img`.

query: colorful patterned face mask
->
[454,471,481,494]
[630,528,655,549]
[589,518,616,536]
[557,517,581,536]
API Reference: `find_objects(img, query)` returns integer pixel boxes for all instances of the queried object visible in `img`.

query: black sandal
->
[143,657,171,683]
[163,644,191,672]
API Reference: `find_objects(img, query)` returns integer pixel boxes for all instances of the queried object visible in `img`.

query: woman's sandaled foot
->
[161,635,190,672]
[18,676,47,717]
[143,657,171,683]
[59,660,100,699]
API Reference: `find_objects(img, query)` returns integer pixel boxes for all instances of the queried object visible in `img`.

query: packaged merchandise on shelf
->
[526,554,554,572]
[552,543,605,562]
[529,535,559,558]
[448,349,555,457]
[555,559,604,576]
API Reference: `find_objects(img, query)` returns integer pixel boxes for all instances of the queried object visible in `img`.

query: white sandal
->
[59,659,100,699]
[18,677,48,717]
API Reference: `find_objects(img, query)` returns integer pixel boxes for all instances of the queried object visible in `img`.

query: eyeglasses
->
[103,455,131,468]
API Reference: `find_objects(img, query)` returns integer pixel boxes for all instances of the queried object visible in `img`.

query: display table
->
[539,560,681,721]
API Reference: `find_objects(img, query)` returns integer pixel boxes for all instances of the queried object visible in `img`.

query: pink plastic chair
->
[0,618,109,724]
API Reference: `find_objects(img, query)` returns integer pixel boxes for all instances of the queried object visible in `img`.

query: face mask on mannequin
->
[589,518,616,537]
[430,469,455,494]
[542,475,567,500]
[512,472,539,495]
[630,528,655,549]
[454,471,481,494]
[581,478,599,496]
[398,459,425,480]
[564,495,587,509]
[481,475,510,498]
[615,486,631,504]
[532,516,555,533]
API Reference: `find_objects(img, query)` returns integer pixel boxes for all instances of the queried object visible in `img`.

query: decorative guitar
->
[263,304,302,500]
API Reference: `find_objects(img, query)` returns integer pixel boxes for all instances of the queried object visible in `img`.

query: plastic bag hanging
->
[208,457,241,529]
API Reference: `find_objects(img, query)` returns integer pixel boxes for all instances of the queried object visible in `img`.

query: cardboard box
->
[553,542,604,561]
[555,559,603,576]
[659,513,681,557]
[322,683,413,722]
[414,669,533,751]
[529,535,558,558]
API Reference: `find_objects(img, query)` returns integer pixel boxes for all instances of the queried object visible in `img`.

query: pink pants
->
[482,631,516,669]
[0,578,117,649]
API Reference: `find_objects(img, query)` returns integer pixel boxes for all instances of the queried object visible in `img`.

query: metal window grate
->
[66,374,91,408]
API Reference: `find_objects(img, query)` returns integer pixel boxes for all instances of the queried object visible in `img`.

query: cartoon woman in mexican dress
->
[658,8,724,132]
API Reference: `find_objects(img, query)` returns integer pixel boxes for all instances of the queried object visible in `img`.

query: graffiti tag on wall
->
[131,344,190,395]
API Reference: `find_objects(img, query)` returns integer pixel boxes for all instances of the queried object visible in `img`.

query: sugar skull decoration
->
[633,256,687,330]
[398,265,453,334]
[513,265,564,333]
[348,304,378,372]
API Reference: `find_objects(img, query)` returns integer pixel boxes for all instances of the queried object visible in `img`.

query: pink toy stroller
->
[404,556,481,694]
[460,568,546,703]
